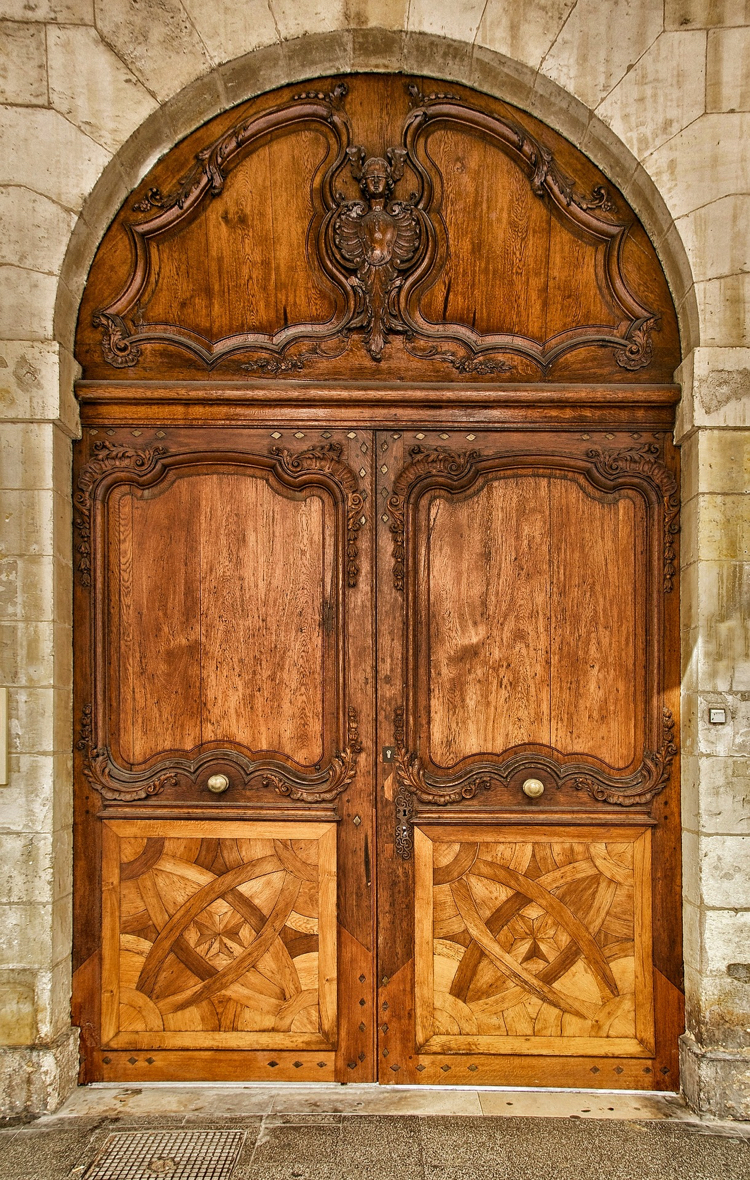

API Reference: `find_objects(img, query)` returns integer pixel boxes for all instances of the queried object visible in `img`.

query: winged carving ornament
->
[331,148,422,359]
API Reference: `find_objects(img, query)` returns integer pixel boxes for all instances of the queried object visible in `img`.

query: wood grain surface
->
[74,75,680,384]
[72,71,682,1090]
[414,825,654,1057]
[102,820,337,1050]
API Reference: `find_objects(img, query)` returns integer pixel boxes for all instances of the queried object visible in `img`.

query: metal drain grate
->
[85,1130,246,1180]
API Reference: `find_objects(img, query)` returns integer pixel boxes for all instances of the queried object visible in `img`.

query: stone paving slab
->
[0,1087,748,1180]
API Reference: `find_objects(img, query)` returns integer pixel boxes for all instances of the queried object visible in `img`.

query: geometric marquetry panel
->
[101,820,337,1051]
[414,825,653,1058]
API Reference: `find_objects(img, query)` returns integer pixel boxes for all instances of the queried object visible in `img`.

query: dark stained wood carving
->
[262,707,362,803]
[271,443,365,587]
[332,148,423,360]
[74,441,168,587]
[388,446,478,592]
[92,84,352,371]
[390,442,679,594]
[83,76,673,383]
[398,84,657,374]
[81,705,361,805]
[394,704,678,840]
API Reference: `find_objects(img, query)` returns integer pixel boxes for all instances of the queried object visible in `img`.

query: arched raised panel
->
[422,471,644,771]
[388,439,676,809]
[135,127,341,345]
[76,435,365,804]
[108,471,328,768]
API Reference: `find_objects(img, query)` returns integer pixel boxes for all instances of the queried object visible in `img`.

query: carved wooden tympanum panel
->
[75,75,680,384]
[72,73,682,1093]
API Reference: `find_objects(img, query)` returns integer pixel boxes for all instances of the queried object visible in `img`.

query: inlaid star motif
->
[192,909,246,962]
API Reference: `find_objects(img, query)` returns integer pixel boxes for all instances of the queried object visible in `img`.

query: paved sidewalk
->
[1,1086,748,1180]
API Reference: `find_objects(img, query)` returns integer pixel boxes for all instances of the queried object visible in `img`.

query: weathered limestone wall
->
[0,0,748,1118]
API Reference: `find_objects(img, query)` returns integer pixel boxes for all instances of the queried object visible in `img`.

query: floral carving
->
[84,748,179,802]
[388,446,479,590]
[614,320,656,371]
[74,440,168,587]
[80,705,361,805]
[92,312,141,368]
[394,706,678,814]
[271,442,365,587]
[92,79,664,378]
[587,443,680,591]
[394,707,499,807]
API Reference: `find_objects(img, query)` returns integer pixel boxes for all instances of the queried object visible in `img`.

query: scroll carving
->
[394,707,677,815]
[396,88,659,373]
[394,707,501,807]
[74,440,167,586]
[92,80,664,378]
[388,445,479,590]
[271,442,366,587]
[389,441,679,595]
[92,84,353,372]
[80,705,361,804]
[587,443,680,592]
[262,708,362,803]
[573,708,678,807]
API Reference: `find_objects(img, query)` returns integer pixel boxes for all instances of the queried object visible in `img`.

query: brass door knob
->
[522,777,544,799]
[207,773,230,794]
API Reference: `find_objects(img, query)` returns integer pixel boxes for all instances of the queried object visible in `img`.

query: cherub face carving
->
[359,157,391,200]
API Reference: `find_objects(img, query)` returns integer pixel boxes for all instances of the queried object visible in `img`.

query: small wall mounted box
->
[709,707,727,724]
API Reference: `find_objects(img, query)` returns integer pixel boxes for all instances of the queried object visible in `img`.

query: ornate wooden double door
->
[73,420,682,1088]
[72,72,684,1088]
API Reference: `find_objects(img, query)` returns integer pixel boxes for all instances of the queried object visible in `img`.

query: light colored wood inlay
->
[414,825,653,1058]
[102,819,337,1051]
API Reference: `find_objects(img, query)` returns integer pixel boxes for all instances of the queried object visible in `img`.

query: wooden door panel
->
[111,471,327,767]
[549,478,642,767]
[376,426,680,1090]
[414,825,654,1058]
[77,432,363,802]
[74,425,376,1084]
[420,469,644,773]
[102,819,336,1052]
[426,477,552,761]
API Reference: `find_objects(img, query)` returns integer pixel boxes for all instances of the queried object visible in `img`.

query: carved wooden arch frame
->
[388,443,678,813]
[75,439,364,802]
[93,84,354,370]
[396,88,659,372]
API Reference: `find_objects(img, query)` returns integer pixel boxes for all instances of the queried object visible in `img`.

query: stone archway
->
[3,13,748,1120]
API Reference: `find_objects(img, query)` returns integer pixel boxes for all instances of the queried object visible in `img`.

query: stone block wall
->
[0,0,748,1117]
